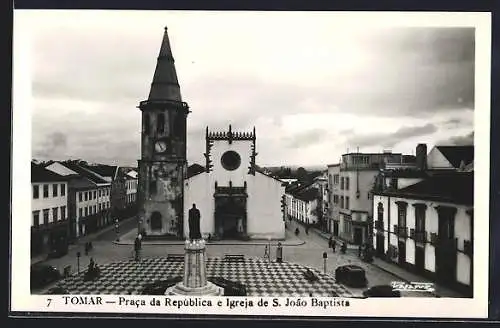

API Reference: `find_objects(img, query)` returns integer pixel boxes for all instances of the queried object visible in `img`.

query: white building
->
[183,126,286,240]
[327,163,340,236]
[45,161,112,238]
[285,182,320,226]
[31,163,69,256]
[372,172,473,296]
[371,144,474,296]
[125,170,138,206]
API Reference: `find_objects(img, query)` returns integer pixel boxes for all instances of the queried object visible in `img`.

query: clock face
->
[154,140,167,153]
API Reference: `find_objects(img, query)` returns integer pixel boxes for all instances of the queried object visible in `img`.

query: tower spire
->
[148,26,182,102]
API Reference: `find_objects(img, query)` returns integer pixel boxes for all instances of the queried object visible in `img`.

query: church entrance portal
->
[151,211,162,231]
[214,194,247,240]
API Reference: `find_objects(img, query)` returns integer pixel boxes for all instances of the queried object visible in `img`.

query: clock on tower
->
[137,27,189,238]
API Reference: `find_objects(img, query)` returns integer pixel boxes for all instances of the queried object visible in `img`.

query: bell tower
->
[137,26,189,238]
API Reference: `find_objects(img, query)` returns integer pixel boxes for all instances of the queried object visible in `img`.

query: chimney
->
[416,144,427,171]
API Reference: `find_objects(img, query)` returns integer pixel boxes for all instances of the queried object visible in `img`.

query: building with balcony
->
[371,144,474,296]
[328,151,405,245]
[312,171,329,232]
[31,163,69,257]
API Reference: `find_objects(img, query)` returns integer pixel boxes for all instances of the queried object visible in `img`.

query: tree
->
[296,167,309,183]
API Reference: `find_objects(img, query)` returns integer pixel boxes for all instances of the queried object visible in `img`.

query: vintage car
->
[335,265,368,288]
[362,285,402,297]
[30,264,62,290]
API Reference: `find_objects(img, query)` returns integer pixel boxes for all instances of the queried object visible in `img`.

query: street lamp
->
[323,251,328,274]
[77,251,81,274]
[115,219,120,242]
[267,237,271,265]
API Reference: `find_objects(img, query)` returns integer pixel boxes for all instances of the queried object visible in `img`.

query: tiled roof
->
[382,172,473,205]
[294,187,320,202]
[436,145,474,168]
[187,163,205,178]
[62,162,109,184]
[83,164,118,178]
[31,163,67,183]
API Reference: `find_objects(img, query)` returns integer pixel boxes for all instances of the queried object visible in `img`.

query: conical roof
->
[148,27,183,102]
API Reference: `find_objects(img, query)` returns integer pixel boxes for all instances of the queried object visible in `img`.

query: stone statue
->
[188,203,202,240]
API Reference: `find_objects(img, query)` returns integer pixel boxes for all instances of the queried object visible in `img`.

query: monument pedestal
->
[166,239,223,296]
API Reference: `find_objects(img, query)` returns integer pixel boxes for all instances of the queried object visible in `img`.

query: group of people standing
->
[328,236,347,254]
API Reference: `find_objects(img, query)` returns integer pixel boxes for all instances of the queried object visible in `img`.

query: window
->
[94,191,97,199]
[85,207,88,216]
[415,204,426,232]
[99,203,102,211]
[79,192,83,202]
[397,202,407,227]
[346,196,350,210]
[340,177,344,190]
[340,196,344,209]
[79,208,83,218]
[43,209,49,225]
[157,113,165,133]
[33,185,39,199]
[33,211,40,227]
[94,205,97,213]
[99,190,102,197]
[53,184,58,197]
[345,177,350,190]
[61,184,66,196]
[89,191,93,200]
[107,201,110,208]
[85,192,88,201]
[61,206,66,220]
[52,207,58,222]
[43,184,49,198]
[334,175,339,184]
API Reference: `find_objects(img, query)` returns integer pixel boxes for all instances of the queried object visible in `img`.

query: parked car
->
[363,285,401,298]
[335,265,368,288]
[30,264,62,290]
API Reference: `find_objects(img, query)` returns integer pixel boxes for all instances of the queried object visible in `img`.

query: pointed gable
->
[436,146,474,168]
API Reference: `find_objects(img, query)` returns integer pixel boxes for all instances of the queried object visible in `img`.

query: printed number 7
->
[47,298,52,307]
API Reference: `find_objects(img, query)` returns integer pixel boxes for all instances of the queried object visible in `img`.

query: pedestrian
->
[328,236,333,249]
[358,244,363,257]
[341,242,347,254]
[295,228,300,236]
[276,242,283,263]
[134,235,142,261]
[305,225,309,235]
[332,239,337,253]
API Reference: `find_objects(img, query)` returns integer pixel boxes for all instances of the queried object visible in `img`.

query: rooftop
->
[31,163,67,183]
[436,145,474,168]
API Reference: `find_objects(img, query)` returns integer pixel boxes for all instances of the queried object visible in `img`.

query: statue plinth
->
[165,239,223,296]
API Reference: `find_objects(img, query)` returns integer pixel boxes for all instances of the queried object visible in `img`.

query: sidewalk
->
[113,228,305,247]
[309,225,466,298]
[31,216,137,266]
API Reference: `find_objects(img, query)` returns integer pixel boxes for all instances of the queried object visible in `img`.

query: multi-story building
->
[124,169,138,206]
[371,144,474,296]
[31,163,69,257]
[312,171,328,231]
[327,163,340,236]
[285,183,320,226]
[330,151,408,245]
[45,161,112,238]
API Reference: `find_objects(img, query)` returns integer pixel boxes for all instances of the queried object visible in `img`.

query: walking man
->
[332,239,337,253]
[276,242,283,263]
[134,234,142,261]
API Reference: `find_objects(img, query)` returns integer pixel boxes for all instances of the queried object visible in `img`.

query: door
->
[415,246,425,274]
[436,211,456,284]
[333,222,339,236]
[376,235,385,257]
[215,196,247,239]
[354,228,363,245]
[398,241,406,265]
[150,211,162,231]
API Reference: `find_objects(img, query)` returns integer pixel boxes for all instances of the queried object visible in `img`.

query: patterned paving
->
[49,257,353,297]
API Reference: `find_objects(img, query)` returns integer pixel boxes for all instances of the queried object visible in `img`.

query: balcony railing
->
[393,225,408,238]
[429,234,458,249]
[409,229,427,243]
[464,240,473,256]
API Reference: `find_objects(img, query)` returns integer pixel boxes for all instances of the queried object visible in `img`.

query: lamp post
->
[323,251,328,274]
[267,237,272,265]
[77,251,81,274]
[115,219,120,242]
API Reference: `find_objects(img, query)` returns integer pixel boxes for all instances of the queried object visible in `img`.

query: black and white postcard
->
[11,10,491,318]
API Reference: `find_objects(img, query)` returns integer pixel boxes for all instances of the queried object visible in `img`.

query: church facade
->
[184,126,286,240]
[137,27,285,240]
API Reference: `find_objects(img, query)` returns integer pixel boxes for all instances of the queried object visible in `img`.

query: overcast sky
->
[23,11,475,167]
